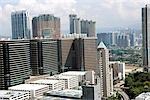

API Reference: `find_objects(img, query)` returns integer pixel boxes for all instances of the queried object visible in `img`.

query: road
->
[114,81,130,100]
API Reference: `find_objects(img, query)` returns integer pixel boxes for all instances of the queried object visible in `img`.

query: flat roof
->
[9,84,49,91]
[31,79,60,84]
[61,71,87,76]
[46,89,82,98]
[0,90,28,98]
[46,75,76,80]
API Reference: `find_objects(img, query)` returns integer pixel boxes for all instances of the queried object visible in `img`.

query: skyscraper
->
[11,10,30,39]
[30,39,59,75]
[142,5,150,72]
[0,40,31,90]
[59,35,97,72]
[69,14,96,37]
[97,42,113,98]
[69,14,81,34]
[32,14,60,39]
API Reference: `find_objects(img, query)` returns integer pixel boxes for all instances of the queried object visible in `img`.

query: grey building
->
[30,39,59,75]
[0,40,31,90]
[59,37,97,73]
[69,14,96,37]
[116,33,130,48]
[81,20,96,37]
[32,14,60,39]
[97,33,113,47]
[11,10,30,39]
[69,14,81,34]
[142,5,150,72]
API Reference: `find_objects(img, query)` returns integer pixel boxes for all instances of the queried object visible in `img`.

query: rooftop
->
[97,41,107,49]
[46,89,82,99]
[0,90,28,98]
[46,75,76,80]
[31,79,60,84]
[9,84,49,91]
[61,71,87,76]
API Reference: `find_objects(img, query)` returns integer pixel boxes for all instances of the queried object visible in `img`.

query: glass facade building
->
[11,10,30,39]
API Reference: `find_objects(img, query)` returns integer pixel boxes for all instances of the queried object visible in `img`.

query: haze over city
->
[0,0,150,36]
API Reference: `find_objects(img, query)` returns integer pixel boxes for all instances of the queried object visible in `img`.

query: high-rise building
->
[30,39,59,75]
[97,42,113,98]
[11,10,30,39]
[59,36,97,73]
[32,14,60,38]
[142,5,150,72]
[116,33,130,48]
[97,33,113,47]
[0,40,31,90]
[69,14,96,37]
[69,14,81,34]
[81,20,96,37]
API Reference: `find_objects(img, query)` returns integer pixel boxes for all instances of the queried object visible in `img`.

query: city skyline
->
[0,0,150,36]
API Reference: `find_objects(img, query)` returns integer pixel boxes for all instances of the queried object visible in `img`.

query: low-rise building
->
[9,84,49,99]
[0,90,29,100]
[135,92,150,100]
[46,75,78,89]
[28,79,65,90]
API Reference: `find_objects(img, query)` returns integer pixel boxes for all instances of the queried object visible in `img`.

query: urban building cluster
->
[0,9,128,100]
[0,71,100,100]
[97,29,142,48]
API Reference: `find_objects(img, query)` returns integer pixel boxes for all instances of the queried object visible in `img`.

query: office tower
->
[83,37,97,72]
[11,10,30,39]
[80,20,96,37]
[142,5,150,72]
[30,39,59,75]
[97,42,113,98]
[32,14,60,38]
[87,21,96,37]
[69,14,81,34]
[129,33,135,47]
[0,40,31,90]
[59,36,97,72]
[116,33,130,48]
[97,33,113,47]
[69,14,96,37]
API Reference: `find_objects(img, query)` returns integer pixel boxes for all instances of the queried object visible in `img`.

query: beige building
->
[32,14,60,39]
[97,42,113,98]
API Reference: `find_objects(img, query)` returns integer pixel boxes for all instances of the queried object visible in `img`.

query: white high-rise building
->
[97,42,113,98]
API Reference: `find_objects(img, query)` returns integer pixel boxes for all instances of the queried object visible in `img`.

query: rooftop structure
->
[97,41,107,49]
[0,90,29,100]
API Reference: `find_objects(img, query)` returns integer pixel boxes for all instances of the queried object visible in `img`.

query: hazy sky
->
[0,0,150,36]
